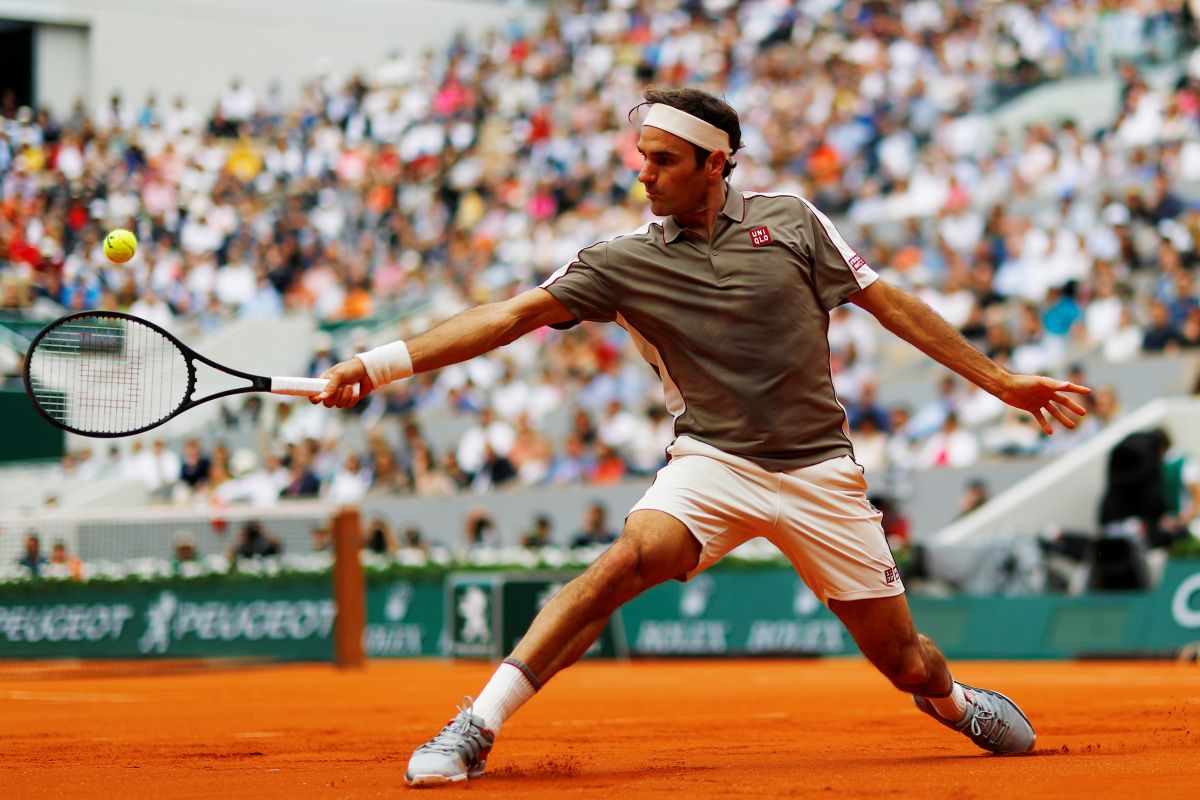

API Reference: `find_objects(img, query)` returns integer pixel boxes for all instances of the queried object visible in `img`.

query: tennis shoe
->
[913,682,1036,754]
[404,697,495,787]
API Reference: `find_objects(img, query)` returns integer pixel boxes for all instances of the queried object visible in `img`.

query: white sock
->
[926,681,968,721]
[471,660,538,734]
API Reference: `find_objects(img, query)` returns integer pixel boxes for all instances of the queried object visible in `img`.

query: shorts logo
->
[847,254,868,271]
[749,226,772,247]
[883,566,900,585]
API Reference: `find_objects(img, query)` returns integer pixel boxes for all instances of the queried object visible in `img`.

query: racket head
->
[23,311,196,437]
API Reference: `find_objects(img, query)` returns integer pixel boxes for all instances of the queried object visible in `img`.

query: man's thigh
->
[627,440,775,580]
[771,455,904,603]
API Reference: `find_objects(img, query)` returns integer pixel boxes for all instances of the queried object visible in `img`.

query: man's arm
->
[849,279,1090,434]
[312,288,576,408]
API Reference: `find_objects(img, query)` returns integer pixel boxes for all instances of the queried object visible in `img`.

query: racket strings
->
[28,316,190,435]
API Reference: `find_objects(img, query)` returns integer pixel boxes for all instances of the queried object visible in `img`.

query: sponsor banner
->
[499,574,624,659]
[3,562,1199,660]
[622,571,851,657]
[0,581,334,660]
[446,574,501,659]
[364,580,443,658]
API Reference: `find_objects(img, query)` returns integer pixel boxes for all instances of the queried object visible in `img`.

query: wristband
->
[355,340,414,386]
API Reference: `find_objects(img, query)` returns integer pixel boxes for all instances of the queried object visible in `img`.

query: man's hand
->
[311,357,375,408]
[996,375,1090,434]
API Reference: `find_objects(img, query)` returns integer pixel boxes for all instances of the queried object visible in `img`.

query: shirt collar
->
[662,184,745,243]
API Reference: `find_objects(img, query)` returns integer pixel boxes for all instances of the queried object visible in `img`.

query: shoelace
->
[421,696,488,758]
[967,696,1010,744]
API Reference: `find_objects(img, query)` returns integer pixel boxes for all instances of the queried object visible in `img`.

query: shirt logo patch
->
[748,226,772,247]
[883,565,901,585]
[847,254,868,271]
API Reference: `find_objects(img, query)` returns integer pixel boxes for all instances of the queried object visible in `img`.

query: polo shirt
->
[541,186,878,471]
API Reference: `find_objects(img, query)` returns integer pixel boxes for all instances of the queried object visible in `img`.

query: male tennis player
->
[314,87,1089,785]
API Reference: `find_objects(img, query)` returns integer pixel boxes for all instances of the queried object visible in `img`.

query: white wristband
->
[355,340,413,386]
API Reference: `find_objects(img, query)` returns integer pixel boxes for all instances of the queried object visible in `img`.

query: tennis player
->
[314,87,1089,785]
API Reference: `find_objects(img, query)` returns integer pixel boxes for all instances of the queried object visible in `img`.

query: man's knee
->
[575,518,698,607]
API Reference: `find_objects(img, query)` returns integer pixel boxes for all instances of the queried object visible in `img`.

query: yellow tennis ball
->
[104,228,138,264]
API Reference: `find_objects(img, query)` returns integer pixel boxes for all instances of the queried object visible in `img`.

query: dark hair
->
[631,87,742,178]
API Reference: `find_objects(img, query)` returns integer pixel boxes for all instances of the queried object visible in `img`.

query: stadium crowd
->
[3,0,1200,543]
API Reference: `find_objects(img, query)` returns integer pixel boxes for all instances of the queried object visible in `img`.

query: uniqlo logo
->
[883,566,900,584]
[748,226,772,247]
[848,254,867,271]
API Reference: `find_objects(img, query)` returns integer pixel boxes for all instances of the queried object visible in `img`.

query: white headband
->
[642,104,733,158]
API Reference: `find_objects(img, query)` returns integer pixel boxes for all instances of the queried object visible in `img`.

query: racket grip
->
[270,377,360,398]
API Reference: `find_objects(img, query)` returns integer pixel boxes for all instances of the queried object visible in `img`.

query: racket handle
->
[270,377,360,398]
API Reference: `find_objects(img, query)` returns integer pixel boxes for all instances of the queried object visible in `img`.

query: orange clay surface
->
[1,658,1197,799]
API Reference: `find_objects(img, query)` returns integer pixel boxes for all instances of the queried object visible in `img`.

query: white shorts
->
[629,436,904,603]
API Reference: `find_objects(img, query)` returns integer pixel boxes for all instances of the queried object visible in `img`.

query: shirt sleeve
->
[540,242,618,329]
[798,197,879,311]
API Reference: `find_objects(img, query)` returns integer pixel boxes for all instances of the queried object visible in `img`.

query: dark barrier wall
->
[0,389,64,462]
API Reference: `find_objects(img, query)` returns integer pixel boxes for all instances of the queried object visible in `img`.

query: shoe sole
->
[956,682,1037,752]
[404,764,487,788]
[405,772,467,788]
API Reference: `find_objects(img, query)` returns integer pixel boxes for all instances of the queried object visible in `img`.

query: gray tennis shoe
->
[913,682,1036,754]
[405,697,496,787]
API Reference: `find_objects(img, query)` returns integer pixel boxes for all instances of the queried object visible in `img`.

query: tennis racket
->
[23,310,350,438]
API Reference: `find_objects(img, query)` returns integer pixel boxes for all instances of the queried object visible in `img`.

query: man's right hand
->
[311,357,376,408]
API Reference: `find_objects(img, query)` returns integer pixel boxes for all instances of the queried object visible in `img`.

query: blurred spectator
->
[173,534,200,566]
[521,514,554,549]
[1104,306,1144,362]
[571,501,616,548]
[546,435,595,486]
[845,379,890,433]
[457,407,515,478]
[508,412,554,485]
[957,479,990,518]
[280,446,320,497]
[464,508,501,550]
[401,527,428,552]
[311,524,332,552]
[48,540,82,579]
[850,415,889,476]
[626,405,673,475]
[230,520,281,559]
[916,412,980,469]
[1142,299,1184,352]
[588,442,627,485]
[364,517,399,555]
[179,438,211,491]
[18,533,46,578]
[470,442,518,492]
[326,452,372,502]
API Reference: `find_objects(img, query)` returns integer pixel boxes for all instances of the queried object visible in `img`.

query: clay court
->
[1,658,1196,798]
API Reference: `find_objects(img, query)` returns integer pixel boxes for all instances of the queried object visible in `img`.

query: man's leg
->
[829,594,1036,754]
[405,510,701,785]
[508,509,701,682]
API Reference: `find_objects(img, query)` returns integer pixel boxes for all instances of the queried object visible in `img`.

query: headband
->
[642,104,733,158]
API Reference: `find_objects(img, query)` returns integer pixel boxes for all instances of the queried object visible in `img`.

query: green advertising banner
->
[445,573,500,659]
[364,580,443,658]
[2,561,1198,661]
[443,572,626,660]
[621,570,850,657]
[0,580,335,660]
[498,574,625,659]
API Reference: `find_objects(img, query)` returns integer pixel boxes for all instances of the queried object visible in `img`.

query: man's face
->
[637,126,712,218]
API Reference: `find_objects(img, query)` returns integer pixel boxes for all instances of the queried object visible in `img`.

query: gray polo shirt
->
[541,187,878,471]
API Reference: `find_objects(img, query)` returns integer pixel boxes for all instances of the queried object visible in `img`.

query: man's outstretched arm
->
[312,288,575,408]
[848,279,1090,434]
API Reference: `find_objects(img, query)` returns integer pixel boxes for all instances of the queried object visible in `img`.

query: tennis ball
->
[104,228,138,264]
